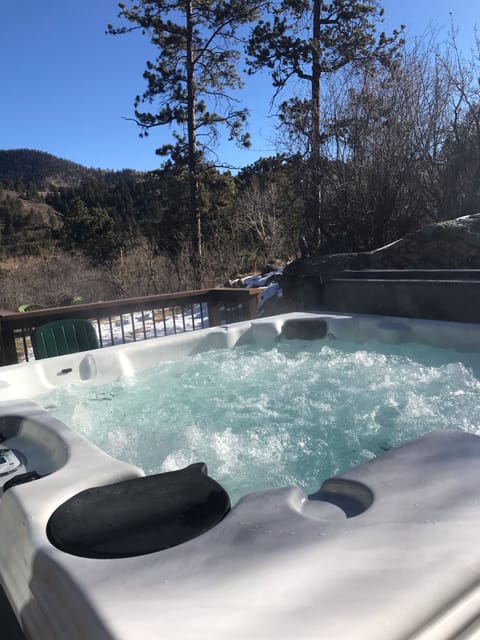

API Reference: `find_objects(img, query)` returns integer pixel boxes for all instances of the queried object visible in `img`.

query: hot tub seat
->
[47,462,231,558]
[280,317,328,340]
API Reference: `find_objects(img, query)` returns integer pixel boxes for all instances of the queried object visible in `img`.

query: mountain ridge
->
[0,149,143,190]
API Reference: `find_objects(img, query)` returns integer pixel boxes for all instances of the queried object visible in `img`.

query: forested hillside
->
[0,149,302,266]
[0,149,95,189]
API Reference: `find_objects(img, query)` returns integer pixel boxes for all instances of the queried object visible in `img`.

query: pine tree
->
[59,197,122,265]
[108,0,263,286]
[247,0,404,254]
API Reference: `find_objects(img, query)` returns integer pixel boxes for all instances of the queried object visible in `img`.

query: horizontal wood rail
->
[0,288,261,366]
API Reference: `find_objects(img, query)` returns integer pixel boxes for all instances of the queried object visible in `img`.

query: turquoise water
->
[40,340,480,504]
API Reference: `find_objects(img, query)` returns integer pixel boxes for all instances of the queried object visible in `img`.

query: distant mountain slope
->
[0,148,235,262]
[0,149,104,189]
[0,149,172,258]
[0,188,62,223]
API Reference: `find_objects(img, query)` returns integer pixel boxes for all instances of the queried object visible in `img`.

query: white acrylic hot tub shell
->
[1,312,480,639]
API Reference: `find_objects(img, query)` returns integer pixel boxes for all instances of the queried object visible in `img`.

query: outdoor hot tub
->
[1,312,480,639]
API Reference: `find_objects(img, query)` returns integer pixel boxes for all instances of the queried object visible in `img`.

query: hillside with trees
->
[0,149,96,189]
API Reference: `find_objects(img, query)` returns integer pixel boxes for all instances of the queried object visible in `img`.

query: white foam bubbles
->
[40,339,480,504]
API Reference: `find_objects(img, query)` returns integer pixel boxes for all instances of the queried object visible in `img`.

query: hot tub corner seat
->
[46,462,230,558]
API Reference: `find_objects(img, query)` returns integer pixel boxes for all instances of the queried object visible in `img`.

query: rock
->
[282,213,480,299]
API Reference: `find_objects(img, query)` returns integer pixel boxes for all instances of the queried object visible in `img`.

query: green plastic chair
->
[31,319,99,360]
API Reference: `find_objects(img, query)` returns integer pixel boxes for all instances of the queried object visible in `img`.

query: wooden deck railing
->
[0,287,261,366]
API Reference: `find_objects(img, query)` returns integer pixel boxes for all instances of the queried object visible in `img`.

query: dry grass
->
[0,251,119,311]
[0,242,262,311]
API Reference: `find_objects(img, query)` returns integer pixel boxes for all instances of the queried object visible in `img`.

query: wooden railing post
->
[0,310,19,366]
[206,294,223,327]
[245,290,260,320]
[206,288,261,326]
[0,322,18,366]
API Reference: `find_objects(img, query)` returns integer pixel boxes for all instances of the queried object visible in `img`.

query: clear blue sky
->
[1,1,478,172]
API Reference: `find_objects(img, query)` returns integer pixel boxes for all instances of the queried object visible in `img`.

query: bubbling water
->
[41,340,480,504]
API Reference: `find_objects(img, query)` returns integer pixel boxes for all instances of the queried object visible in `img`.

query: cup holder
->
[308,478,373,518]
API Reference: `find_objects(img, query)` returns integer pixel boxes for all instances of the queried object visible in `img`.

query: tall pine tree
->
[247,0,404,254]
[108,0,262,286]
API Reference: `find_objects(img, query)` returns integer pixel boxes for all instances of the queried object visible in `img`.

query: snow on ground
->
[96,302,209,347]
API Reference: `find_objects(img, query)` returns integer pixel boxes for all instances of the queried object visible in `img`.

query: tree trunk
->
[186,0,203,287]
[304,0,322,255]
